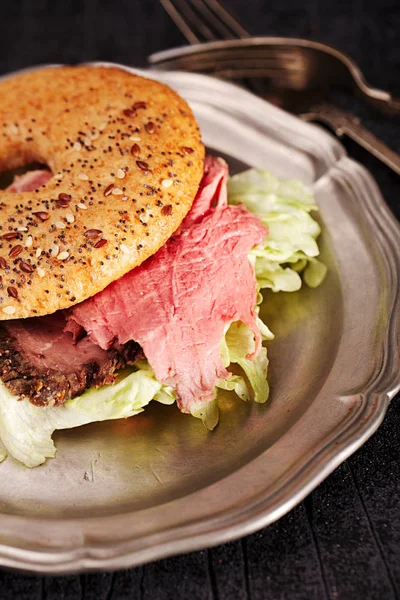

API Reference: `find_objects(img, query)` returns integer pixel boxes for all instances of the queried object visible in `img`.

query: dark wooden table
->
[0,1,399,598]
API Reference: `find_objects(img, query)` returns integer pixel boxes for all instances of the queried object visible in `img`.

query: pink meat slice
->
[6,170,52,192]
[179,155,228,228]
[0,311,143,407]
[69,156,267,412]
[6,313,112,373]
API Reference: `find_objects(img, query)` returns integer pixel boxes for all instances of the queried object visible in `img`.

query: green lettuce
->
[220,320,270,404]
[228,169,327,292]
[192,319,271,430]
[0,363,175,468]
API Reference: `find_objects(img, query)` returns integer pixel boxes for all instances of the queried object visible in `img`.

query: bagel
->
[0,66,204,320]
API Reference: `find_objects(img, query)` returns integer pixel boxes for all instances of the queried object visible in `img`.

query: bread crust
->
[0,66,204,320]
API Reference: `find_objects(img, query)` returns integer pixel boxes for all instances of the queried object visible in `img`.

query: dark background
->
[0,0,399,598]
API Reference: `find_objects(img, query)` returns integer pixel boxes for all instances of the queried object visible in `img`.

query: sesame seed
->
[88,257,97,267]
[161,179,173,188]
[54,172,63,180]
[121,195,129,202]
[120,244,130,254]
[73,142,82,151]
[2,306,16,315]
[112,187,123,195]
[57,251,69,261]
[78,173,89,180]
[91,132,99,141]
[17,227,28,232]
[37,268,45,278]
[77,203,88,210]
[51,245,59,257]
[55,221,65,229]
[36,248,42,258]
[129,135,141,141]
[117,169,126,179]
[140,210,151,224]
[66,213,75,223]
[99,122,107,131]
[25,236,33,248]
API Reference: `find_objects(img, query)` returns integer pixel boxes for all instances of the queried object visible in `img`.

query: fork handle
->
[301,104,400,176]
[366,95,400,117]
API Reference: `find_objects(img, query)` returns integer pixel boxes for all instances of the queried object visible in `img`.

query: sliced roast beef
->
[69,157,267,413]
[6,169,52,192]
[0,314,142,406]
[178,156,228,228]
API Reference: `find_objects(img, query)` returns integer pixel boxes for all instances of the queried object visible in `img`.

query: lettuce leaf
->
[0,364,175,468]
[228,168,327,292]
[190,398,219,431]
[220,320,269,405]
[192,319,270,431]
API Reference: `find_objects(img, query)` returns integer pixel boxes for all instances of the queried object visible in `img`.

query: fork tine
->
[158,56,301,72]
[160,0,219,43]
[202,0,249,38]
[191,0,237,40]
[152,44,302,64]
[152,51,307,89]
[156,61,301,82]
[160,0,249,44]
[159,0,200,44]
[207,67,304,84]
[153,46,303,73]
[191,0,248,40]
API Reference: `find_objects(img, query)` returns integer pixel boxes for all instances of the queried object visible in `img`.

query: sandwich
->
[0,66,326,467]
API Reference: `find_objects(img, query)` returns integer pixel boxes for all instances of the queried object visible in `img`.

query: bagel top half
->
[0,66,204,320]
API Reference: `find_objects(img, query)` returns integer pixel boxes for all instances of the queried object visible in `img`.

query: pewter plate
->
[0,63,399,573]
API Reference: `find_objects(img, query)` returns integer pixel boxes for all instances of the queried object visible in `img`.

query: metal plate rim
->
[0,62,398,573]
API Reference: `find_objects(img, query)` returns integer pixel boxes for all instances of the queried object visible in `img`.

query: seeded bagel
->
[0,66,204,320]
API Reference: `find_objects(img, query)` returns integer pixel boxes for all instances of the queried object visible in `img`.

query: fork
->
[153,0,400,115]
[150,0,400,175]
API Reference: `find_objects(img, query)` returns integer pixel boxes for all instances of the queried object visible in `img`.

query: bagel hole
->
[0,162,51,191]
